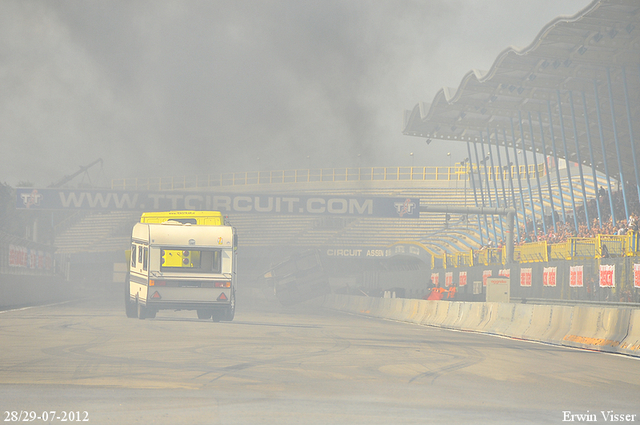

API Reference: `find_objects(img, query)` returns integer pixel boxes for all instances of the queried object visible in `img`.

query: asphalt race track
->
[1,289,639,425]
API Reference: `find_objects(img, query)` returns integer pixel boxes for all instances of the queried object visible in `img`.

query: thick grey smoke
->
[1,0,590,187]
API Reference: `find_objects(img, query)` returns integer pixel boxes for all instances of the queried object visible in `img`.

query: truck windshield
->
[160,248,221,273]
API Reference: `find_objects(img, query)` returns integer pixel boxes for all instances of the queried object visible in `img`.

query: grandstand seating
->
[51,165,615,259]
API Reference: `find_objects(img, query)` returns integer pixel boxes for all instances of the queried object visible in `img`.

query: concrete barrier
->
[483,302,516,336]
[562,306,631,353]
[440,301,462,328]
[0,274,75,309]
[540,305,574,346]
[521,304,553,341]
[418,300,439,326]
[457,302,489,332]
[427,301,450,327]
[404,299,422,323]
[476,302,498,333]
[619,309,640,356]
[390,298,410,321]
[503,304,535,339]
[321,294,639,358]
[411,299,431,324]
[369,297,386,318]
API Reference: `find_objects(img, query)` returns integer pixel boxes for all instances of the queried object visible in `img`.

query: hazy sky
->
[1,0,592,187]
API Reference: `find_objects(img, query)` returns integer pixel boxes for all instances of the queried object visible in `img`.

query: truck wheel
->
[197,309,212,319]
[222,291,236,322]
[211,310,224,322]
[137,300,147,320]
[124,273,137,318]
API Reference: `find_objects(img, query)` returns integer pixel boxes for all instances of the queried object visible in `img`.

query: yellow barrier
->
[474,248,503,266]
[446,232,639,269]
[549,241,571,260]
[598,235,628,257]
[571,238,597,258]
[514,241,548,263]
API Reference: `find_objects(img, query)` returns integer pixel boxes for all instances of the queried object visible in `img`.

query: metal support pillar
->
[473,140,490,243]
[479,131,497,243]
[594,80,617,225]
[510,118,529,236]
[537,111,557,232]
[581,91,603,227]
[487,129,505,242]
[466,140,484,245]
[518,111,537,233]
[556,91,579,232]
[622,66,640,209]
[568,91,590,229]
[607,68,629,220]
[547,101,568,225]
[528,112,546,234]
[494,129,509,210]
[502,128,520,242]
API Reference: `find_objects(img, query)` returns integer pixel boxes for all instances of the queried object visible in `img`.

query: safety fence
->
[442,232,639,269]
[434,256,640,304]
[110,164,545,191]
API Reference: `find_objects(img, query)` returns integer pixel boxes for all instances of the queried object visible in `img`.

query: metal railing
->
[445,251,473,268]
[111,164,545,191]
[437,232,639,269]
[514,241,548,263]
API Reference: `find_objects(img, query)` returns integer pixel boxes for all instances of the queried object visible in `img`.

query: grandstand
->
[53,161,610,263]
[55,167,477,255]
[49,0,639,302]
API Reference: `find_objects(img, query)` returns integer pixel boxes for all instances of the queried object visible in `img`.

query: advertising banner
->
[635,264,640,289]
[445,272,453,287]
[8,245,52,271]
[543,267,557,287]
[482,270,492,287]
[499,269,510,278]
[431,273,439,286]
[599,264,615,287]
[570,265,583,288]
[15,188,419,218]
[520,268,532,287]
[459,271,467,287]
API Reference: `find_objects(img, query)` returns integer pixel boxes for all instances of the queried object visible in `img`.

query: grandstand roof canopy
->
[403,0,640,181]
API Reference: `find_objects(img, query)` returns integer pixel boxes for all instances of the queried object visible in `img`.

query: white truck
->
[125,220,237,321]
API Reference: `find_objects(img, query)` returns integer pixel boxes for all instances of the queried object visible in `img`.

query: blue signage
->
[16,188,420,219]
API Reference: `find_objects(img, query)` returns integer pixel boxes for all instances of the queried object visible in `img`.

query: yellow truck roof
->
[132,222,233,247]
[140,211,223,225]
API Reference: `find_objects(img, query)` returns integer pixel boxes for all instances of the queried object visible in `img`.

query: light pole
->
[410,152,414,179]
